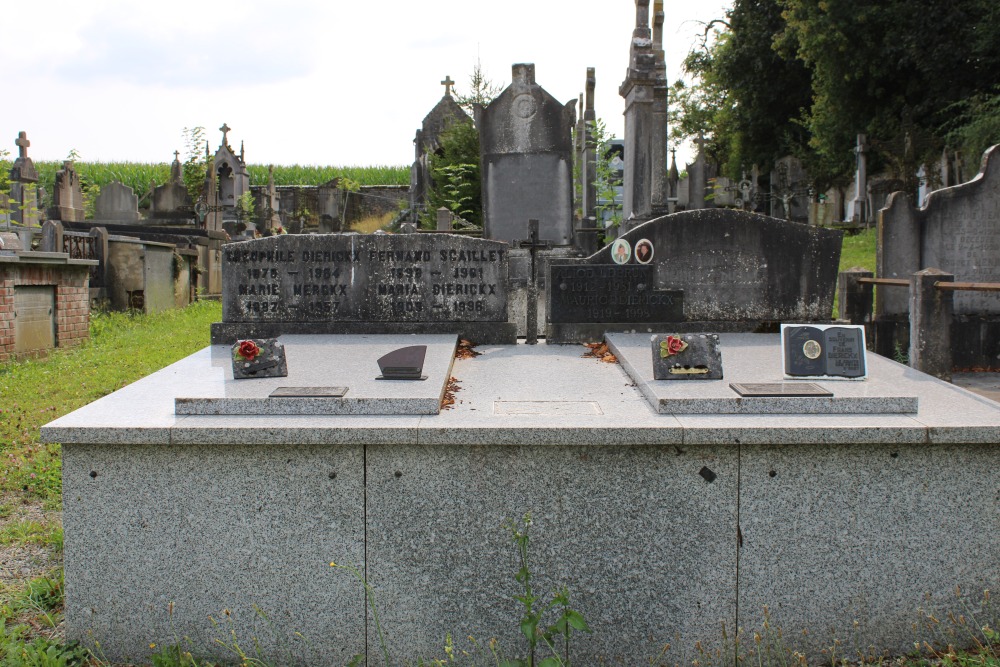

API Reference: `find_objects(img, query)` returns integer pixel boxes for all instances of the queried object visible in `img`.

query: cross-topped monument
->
[174,150,180,161]
[517,219,551,345]
[440,76,455,97]
[220,123,231,146]
[15,131,30,159]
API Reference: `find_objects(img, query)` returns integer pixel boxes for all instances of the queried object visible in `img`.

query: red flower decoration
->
[660,335,689,358]
[237,340,261,361]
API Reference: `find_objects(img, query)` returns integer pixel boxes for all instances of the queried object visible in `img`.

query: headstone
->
[878,144,1000,317]
[9,131,40,227]
[849,134,868,223]
[769,155,810,221]
[93,182,140,221]
[480,63,576,247]
[41,220,64,253]
[151,151,193,220]
[231,338,288,379]
[649,0,669,216]
[409,78,471,214]
[211,233,516,344]
[547,209,843,343]
[49,161,85,222]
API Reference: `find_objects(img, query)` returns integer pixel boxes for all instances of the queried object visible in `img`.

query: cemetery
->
[0,0,996,665]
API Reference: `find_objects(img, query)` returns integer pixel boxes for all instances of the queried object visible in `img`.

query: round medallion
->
[803,339,822,360]
[611,239,631,265]
[514,94,538,119]
[634,238,654,264]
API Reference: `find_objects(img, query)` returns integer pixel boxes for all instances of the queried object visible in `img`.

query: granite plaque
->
[549,265,683,324]
[651,333,723,380]
[730,383,832,397]
[269,387,348,398]
[781,324,867,379]
[377,345,427,380]
[213,234,516,344]
[231,338,288,379]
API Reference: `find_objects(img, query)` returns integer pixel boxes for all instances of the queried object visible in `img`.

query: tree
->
[424,120,482,227]
[181,126,208,202]
[454,57,503,115]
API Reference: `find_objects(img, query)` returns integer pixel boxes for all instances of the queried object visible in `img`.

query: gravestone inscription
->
[212,234,515,344]
[549,265,682,324]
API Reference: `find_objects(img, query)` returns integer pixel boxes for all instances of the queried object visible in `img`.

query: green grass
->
[0,300,221,502]
[839,226,877,274]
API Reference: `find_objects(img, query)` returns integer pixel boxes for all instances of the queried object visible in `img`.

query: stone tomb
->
[43,332,1000,666]
[212,233,516,344]
[547,209,844,343]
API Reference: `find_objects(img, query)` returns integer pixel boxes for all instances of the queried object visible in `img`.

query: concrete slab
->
[174,334,457,416]
[606,333,919,414]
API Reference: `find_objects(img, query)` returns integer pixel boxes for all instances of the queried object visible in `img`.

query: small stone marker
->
[651,333,723,380]
[377,345,427,380]
[269,386,348,398]
[231,338,288,379]
[781,324,866,379]
[729,383,832,397]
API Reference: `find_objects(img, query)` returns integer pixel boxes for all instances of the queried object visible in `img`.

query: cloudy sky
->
[3,0,730,169]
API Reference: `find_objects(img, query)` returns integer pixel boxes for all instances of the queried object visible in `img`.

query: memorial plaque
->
[213,234,515,344]
[730,383,832,397]
[651,333,723,380]
[377,345,427,380]
[269,387,349,398]
[782,324,867,379]
[549,265,683,324]
[231,338,288,379]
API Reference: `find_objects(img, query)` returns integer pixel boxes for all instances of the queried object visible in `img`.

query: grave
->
[211,232,516,344]
[409,76,472,218]
[876,144,1000,369]
[48,160,86,222]
[547,208,843,343]
[93,182,140,222]
[8,131,41,229]
[479,63,576,247]
[149,151,193,221]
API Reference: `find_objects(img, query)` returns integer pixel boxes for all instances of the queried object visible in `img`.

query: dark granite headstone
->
[782,325,866,379]
[211,233,515,344]
[376,345,427,380]
[546,209,842,343]
[651,333,722,380]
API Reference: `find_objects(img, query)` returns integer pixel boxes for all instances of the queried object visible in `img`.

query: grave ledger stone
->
[211,233,516,344]
[547,209,843,343]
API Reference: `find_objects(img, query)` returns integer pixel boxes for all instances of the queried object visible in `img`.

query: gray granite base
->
[62,443,366,666]
[607,333,919,414]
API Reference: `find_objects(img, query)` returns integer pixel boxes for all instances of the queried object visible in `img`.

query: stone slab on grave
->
[175,334,457,416]
[212,233,515,344]
[605,332,917,414]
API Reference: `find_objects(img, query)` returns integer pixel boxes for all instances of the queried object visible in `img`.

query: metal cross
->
[15,131,29,159]
[517,219,551,345]
[441,76,455,97]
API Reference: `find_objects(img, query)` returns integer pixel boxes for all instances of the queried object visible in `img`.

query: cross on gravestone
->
[220,123,231,145]
[15,131,30,159]
[517,219,551,345]
[174,150,180,162]
[441,75,455,97]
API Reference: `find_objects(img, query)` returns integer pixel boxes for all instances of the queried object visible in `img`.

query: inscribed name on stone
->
[549,265,682,323]
[214,234,514,343]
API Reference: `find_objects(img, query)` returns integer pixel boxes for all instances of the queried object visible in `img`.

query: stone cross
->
[15,131,29,159]
[635,0,650,31]
[441,76,455,97]
[517,219,551,345]
[220,123,231,145]
[174,150,180,162]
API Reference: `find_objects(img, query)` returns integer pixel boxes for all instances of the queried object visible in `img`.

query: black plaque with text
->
[549,264,683,323]
[783,325,866,378]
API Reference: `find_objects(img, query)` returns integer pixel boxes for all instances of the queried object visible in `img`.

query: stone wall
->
[0,260,92,361]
